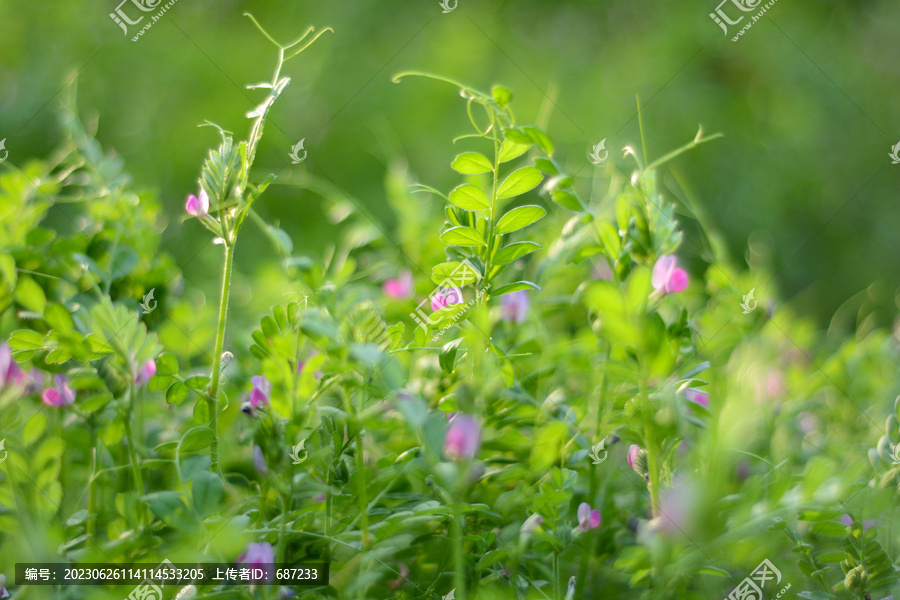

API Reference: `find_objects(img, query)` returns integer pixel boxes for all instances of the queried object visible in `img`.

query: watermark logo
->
[889,142,900,164]
[589,139,608,165]
[139,288,157,314]
[110,0,180,42]
[289,139,307,164]
[740,288,757,314]
[710,0,779,41]
[588,439,607,464]
[439,0,457,13]
[0,139,7,163]
[442,590,456,600]
[0,439,6,463]
[289,440,308,464]
[890,443,900,465]
[410,259,483,340]
[125,558,173,600]
[725,559,790,600]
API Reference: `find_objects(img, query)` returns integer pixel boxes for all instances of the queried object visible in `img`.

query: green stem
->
[639,366,660,518]
[124,383,145,496]
[553,551,560,600]
[208,243,235,472]
[87,418,98,537]
[481,112,501,301]
[452,501,466,600]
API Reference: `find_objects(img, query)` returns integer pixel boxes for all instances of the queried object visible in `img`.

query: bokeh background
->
[1,0,899,327]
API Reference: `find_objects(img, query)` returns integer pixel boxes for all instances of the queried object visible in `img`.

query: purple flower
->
[684,389,708,408]
[651,255,688,295]
[431,288,463,311]
[185,188,209,217]
[521,513,543,534]
[0,573,8,598]
[575,502,601,532]
[42,375,75,407]
[501,290,529,323]
[840,514,877,531]
[627,444,642,469]
[253,445,268,475]
[249,375,271,408]
[237,542,274,582]
[135,359,157,386]
[443,414,481,460]
[0,343,24,389]
[383,271,413,300]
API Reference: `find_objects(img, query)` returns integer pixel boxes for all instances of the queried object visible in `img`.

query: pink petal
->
[589,509,601,529]
[666,268,689,294]
[577,502,590,525]
[42,388,63,406]
[651,255,676,291]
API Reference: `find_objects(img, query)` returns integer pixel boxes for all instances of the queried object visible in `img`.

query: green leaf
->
[451,152,492,175]
[490,281,541,296]
[193,398,210,425]
[439,338,464,374]
[432,261,482,286]
[44,303,74,335]
[103,418,126,445]
[191,471,224,518]
[504,129,532,146]
[495,205,546,234]
[494,242,541,266]
[810,520,849,537]
[15,276,46,314]
[498,139,531,163]
[156,352,179,376]
[143,491,194,529]
[448,184,490,211]
[522,127,554,155]
[184,376,210,390]
[550,189,583,212]
[180,427,214,452]
[497,167,543,200]
[166,382,190,405]
[441,226,486,247]
[8,329,46,352]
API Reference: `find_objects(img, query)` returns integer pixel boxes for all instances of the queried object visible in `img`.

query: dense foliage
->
[1,15,899,600]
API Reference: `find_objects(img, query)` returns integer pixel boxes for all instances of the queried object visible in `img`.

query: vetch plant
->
[179,14,331,472]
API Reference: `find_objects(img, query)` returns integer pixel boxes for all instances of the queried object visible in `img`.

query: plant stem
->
[124,382,145,496]
[452,500,466,600]
[208,243,235,472]
[639,366,660,518]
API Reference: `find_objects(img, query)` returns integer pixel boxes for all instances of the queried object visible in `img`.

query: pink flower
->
[237,542,274,582]
[521,513,543,534]
[42,375,75,407]
[684,389,708,408]
[0,573,7,598]
[249,375,271,408]
[501,290,529,323]
[443,414,481,460]
[0,343,24,389]
[651,255,688,295]
[431,287,463,311]
[627,444,642,469]
[185,188,209,217]
[135,359,156,386]
[253,445,268,475]
[575,502,601,532]
[383,271,413,300]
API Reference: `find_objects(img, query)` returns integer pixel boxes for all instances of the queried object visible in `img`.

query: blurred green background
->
[2,0,899,326]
